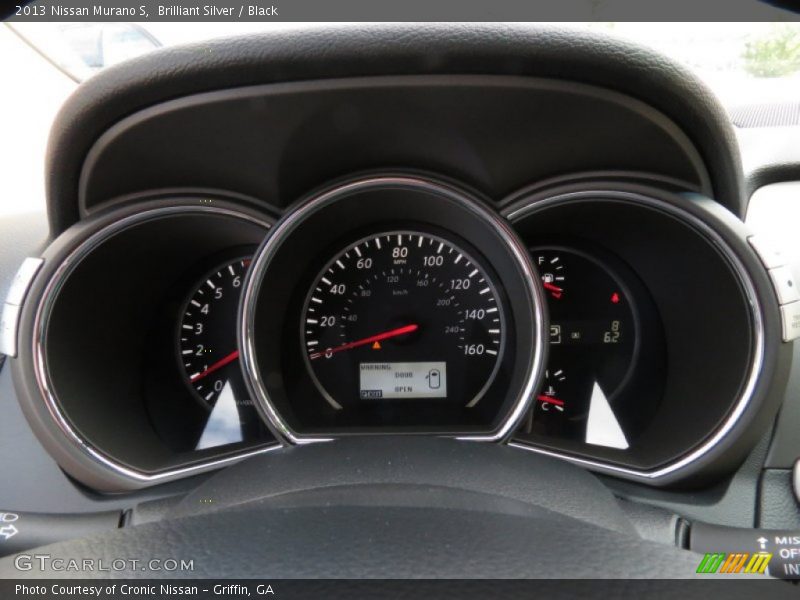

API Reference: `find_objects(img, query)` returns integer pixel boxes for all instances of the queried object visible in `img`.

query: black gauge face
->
[301,231,505,411]
[521,248,636,449]
[177,256,269,450]
[179,257,251,405]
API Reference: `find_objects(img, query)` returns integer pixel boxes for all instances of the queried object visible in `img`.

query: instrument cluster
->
[9,175,775,491]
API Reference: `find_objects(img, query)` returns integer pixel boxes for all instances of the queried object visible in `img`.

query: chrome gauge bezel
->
[240,176,548,444]
[18,202,283,491]
[504,188,769,483]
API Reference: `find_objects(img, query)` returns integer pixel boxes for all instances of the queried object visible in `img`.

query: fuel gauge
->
[533,252,567,300]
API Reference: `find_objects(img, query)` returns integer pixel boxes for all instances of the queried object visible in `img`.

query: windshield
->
[2,22,799,216]
[586,22,800,105]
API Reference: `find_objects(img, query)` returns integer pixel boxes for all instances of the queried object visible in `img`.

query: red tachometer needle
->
[536,394,565,407]
[190,350,240,382]
[309,324,419,360]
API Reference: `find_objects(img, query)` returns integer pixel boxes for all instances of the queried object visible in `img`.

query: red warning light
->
[610,292,621,304]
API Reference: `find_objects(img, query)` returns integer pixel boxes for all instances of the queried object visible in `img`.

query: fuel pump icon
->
[426,369,441,389]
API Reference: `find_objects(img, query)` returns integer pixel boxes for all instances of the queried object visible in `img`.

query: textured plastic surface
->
[0,438,721,579]
[0,504,710,579]
[76,77,709,222]
[758,469,800,530]
[168,437,634,533]
[45,23,744,235]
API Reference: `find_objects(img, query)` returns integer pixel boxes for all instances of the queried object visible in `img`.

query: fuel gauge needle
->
[543,282,563,299]
[190,350,240,382]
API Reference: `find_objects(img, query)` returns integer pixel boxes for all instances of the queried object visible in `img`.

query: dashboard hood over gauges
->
[44,23,745,233]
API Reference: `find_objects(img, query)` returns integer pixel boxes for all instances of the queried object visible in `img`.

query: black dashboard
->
[0,27,799,575]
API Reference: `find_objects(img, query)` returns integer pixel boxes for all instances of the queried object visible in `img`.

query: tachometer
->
[179,257,249,405]
[173,255,272,451]
[302,231,505,410]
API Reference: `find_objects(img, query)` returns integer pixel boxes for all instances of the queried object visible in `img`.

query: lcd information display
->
[359,362,447,399]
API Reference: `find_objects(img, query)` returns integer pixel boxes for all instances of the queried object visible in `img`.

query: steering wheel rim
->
[0,438,733,580]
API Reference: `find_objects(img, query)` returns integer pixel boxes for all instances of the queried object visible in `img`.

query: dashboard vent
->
[729,102,800,128]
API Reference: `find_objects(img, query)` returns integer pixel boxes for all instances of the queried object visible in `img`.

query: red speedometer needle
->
[536,394,565,407]
[309,324,419,360]
[190,350,240,382]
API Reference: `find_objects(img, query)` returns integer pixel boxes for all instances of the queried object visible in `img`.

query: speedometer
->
[302,231,505,410]
[240,175,547,440]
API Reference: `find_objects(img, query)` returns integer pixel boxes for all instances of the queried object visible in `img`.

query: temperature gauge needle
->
[309,324,418,360]
[536,394,565,407]
[190,350,240,382]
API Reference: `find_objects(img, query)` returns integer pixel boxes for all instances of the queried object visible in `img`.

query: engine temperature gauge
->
[538,368,567,413]
[521,366,588,438]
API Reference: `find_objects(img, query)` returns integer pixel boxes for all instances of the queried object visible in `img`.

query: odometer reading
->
[302,231,504,410]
